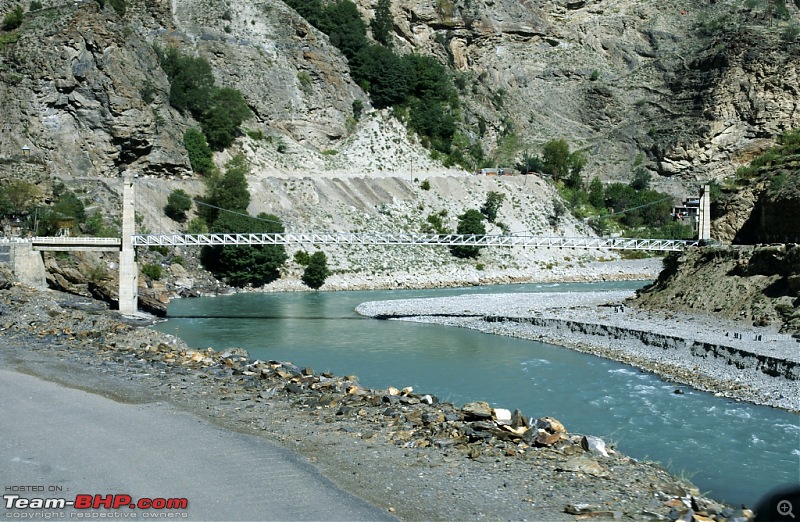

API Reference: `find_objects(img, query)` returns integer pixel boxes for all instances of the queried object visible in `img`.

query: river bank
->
[355,291,800,412]
[261,257,665,292]
[0,280,753,521]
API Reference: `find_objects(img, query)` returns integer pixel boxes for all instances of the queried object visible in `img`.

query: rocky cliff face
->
[0,2,189,177]
[635,245,800,332]
[2,0,798,185]
[362,0,800,183]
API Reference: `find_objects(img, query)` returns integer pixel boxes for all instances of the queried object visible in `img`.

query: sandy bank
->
[356,290,800,411]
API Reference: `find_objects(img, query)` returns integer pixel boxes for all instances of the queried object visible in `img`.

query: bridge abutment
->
[5,243,46,289]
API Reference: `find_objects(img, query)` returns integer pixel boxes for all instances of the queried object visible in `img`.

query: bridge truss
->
[131,233,700,252]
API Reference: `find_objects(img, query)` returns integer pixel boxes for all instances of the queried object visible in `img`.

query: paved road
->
[0,368,393,521]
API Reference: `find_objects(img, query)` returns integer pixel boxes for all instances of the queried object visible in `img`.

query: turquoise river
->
[153,280,799,508]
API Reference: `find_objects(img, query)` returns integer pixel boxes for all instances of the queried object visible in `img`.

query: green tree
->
[52,192,85,223]
[516,151,545,174]
[588,177,604,209]
[183,128,215,175]
[319,0,369,59]
[157,46,215,117]
[351,44,409,108]
[0,180,40,216]
[201,88,252,150]
[542,139,585,184]
[200,212,287,287]
[2,5,23,30]
[480,191,505,223]
[301,251,331,289]
[630,167,652,191]
[201,155,251,225]
[542,139,570,180]
[450,209,485,259]
[566,151,586,189]
[164,189,192,222]
[370,0,393,46]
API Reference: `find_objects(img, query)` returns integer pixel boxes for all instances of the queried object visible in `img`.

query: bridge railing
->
[131,233,700,251]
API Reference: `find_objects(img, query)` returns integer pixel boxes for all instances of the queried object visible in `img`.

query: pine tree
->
[370,0,393,47]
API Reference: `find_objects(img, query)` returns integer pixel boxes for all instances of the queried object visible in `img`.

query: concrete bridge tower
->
[698,184,711,242]
[118,173,138,315]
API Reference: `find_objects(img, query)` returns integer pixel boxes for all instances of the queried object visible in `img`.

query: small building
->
[478,167,513,176]
[672,197,700,221]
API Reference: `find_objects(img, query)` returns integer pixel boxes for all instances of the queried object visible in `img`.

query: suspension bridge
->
[1,175,713,315]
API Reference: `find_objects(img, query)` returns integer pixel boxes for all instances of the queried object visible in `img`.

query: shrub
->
[352,99,363,120]
[301,251,330,289]
[246,129,265,141]
[420,179,431,190]
[141,263,163,280]
[294,250,311,266]
[201,88,252,150]
[183,128,215,176]
[187,218,208,234]
[29,1,42,11]
[164,189,192,222]
[157,46,215,116]
[171,255,186,267]
[480,191,505,223]
[450,209,485,259]
[2,6,24,30]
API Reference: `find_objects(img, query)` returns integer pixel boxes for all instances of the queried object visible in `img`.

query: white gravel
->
[356,290,800,411]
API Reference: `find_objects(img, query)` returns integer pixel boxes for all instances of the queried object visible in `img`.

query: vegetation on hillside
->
[190,155,288,287]
[156,46,252,152]
[525,139,694,239]
[731,129,800,196]
[282,0,473,168]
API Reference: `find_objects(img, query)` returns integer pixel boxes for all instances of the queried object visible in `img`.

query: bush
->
[141,263,162,280]
[294,250,311,266]
[420,179,431,190]
[201,88,252,150]
[450,209,485,259]
[183,128,215,176]
[29,1,42,11]
[2,5,24,30]
[200,212,287,287]
[164,189,192,222]
[187,218,208,234]
[301,251,330,289]
[480,191,505,223]
[157,46,215,117]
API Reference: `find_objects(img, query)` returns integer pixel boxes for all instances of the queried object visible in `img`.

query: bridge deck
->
[131,233,698,251]
[3,233,701,252]
[1,237,123,252]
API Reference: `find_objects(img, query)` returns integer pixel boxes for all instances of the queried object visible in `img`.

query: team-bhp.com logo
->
[4,494,188,518]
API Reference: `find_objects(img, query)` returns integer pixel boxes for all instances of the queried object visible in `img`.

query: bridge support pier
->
[7,243,46,289]
[698,184,711,242]
[118,173,138,315]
